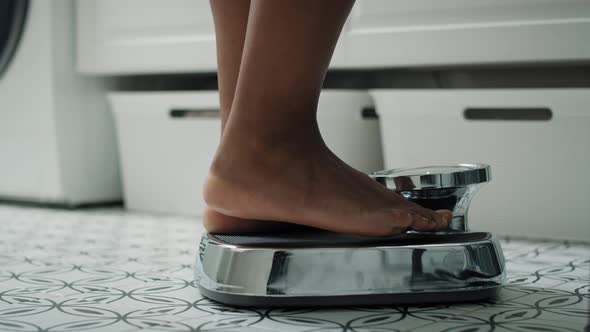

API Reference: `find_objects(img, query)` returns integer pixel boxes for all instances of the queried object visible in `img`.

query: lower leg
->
[205,0,451,236]
[209,0,250,131]
[207,0,295,233]
[222,0,354,139]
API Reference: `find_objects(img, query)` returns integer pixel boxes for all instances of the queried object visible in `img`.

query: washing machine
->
[0,0,121,206]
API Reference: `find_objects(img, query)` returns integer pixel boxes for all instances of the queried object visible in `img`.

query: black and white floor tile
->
[0,205,588,332]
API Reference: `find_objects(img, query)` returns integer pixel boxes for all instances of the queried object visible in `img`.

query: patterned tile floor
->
[0,205,588,332]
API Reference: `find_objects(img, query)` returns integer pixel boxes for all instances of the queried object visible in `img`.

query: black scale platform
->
[209,230,490,248]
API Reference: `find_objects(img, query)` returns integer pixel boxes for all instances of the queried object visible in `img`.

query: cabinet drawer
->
[78,0,217,74]
[109,92,221,216]
[344,0,590,67]
[109,90,382,216]
[371,89,590,241]
[77,0,590,73]
[76,0,348,74]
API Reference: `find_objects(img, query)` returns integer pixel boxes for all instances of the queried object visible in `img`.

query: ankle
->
[211,129,315,178]
[219,109,324,158]
[228,91,320,131]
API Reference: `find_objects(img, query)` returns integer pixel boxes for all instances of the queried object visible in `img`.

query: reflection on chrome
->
[371,164,491,231]
[196,231,505,305]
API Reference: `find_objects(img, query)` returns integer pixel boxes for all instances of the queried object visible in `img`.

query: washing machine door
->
[0,0,28,79]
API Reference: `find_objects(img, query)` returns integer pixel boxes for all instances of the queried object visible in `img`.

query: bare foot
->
[203,207,310,233]
[203,123,451,237]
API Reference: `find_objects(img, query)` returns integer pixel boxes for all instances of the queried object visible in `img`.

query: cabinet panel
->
[77,0,590,74]
[77,0,217,74]
[352,0,590,28]
[342,0,590,67]
[77,0,348,74]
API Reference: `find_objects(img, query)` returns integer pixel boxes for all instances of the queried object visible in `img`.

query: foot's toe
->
[410,213,437,231]
[357,209,412,237]
[436,210,453,228]
[431,209,448,229]
[391,209,414,228]
[406,206,453,231]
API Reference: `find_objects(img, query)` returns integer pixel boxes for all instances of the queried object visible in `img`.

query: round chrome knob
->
[371,164,491,232]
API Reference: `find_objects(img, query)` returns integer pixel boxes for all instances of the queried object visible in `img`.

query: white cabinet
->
[109,92,221,216]
[76,0,348,74]
[342,0,590,67]
[77,0,590,74]
[77,0,217,74]
[371,89,590,241]
[108,90,380,216]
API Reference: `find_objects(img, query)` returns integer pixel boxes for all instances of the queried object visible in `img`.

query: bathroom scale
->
[195,164,506,307]
[195,230,505,307]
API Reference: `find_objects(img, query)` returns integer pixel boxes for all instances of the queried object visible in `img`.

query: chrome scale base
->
[195,230,505,307]
[195,164,505,307]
